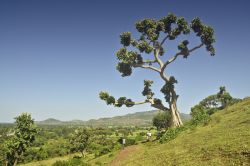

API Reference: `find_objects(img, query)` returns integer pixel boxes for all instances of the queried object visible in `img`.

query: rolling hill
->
[37,110,191,127]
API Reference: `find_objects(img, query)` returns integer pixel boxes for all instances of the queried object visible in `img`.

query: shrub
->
[152,111,171,130]
[190,105,210,126]
[159,126,187,143]
[125,138,136,146]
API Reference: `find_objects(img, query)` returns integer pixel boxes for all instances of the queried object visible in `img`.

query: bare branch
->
[132,63,161,73]
[154,48,164,68]
[114,100,148,106]
[114,98,169,111]
[161,43,204,72]
[160,36,168,46]
[133,101,148,105]
[189,43,204,53]
[142,59,157,65]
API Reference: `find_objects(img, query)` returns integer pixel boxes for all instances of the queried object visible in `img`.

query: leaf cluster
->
[191,18,215,55]
[142,80,154,99]
[99,91,135,107]
[161,76,178,102]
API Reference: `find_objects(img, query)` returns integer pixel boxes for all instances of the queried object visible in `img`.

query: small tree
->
[4,113,38,166]
[99,13,215,127]
[70,128,91,158]
[153,111,171,130]
[199,86,238,111]
[191,86,241,124]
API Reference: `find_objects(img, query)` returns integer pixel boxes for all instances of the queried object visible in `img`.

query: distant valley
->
[36,110,191,126]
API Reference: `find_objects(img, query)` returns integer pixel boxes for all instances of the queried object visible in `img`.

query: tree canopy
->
[100,13,215,127]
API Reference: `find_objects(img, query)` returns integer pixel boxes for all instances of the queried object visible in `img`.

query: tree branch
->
[161,43,204,72]
[132,63,161,73]
[154,48,164,68]
[142,59,157,65]
[189,43,204,53]
[115,98,170,111]
[114,100,148,106]
[148,98,169,111]
[160,36,168,46]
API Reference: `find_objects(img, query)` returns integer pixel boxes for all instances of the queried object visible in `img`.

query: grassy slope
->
[21,98,250,166]
[20,154,75,166]
[115,98,250,166]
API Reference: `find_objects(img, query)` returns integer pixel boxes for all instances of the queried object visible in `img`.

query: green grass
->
[21,98,250,165]
[20,154,76,166]
[115,98,250,166]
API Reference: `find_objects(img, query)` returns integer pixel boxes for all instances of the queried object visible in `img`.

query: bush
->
[152,111,171,130]
[125,138,136,146]
[206,108,218,115]
[190,105,210,126]
[159,126,187,143]
[135,135,143,142]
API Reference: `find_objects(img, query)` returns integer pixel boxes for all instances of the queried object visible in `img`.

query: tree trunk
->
[13,159,18,166]
[169,91,183,127]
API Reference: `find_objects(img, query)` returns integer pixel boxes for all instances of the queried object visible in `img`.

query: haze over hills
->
[37,110,191,126]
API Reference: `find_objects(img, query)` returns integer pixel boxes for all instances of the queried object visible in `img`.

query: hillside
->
[101,98,250,165]
[38,118,62,125]
[37,110,191,126]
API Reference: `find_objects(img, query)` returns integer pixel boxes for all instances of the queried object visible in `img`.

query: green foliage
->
[116,62,132,77]
[142,80,154,99]
[137,41,153,53]
[100,13,216,129]
[178,40,189,58]
[4,113,38,166]
[160,76,177,102]
[152,111,171,130]
[115,98,250,165]
[190,105,211,126]
[190,86,242,126]
[69,128,91,157]
[125,138,136,146]
[114,13,216,78]
[99,91,135,108]
[191,18,215,55]
[120,32,131,46]
[159,125,188,143]
[99,92,116,105]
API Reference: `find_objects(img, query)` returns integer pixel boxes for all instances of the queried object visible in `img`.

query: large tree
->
[99,13,215,127]
[4,113,38,166]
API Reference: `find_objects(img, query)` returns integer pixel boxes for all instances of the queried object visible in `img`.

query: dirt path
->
[109,145,141,166]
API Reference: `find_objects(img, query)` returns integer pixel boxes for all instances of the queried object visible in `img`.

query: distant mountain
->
[37,110,191,127]
[38,118,63,125]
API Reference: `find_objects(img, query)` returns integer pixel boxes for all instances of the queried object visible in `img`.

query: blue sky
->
[0,0,250,122]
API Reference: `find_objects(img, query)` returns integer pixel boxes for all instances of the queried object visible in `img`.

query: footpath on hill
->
[109,145,141,166]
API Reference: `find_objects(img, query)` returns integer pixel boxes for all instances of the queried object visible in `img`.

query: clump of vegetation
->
[69,128,91,158]
[191,86,241,126]
[159,125,187,143]
[159,87,241,143]
[152,111,171,130]
[4,113,38,166]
